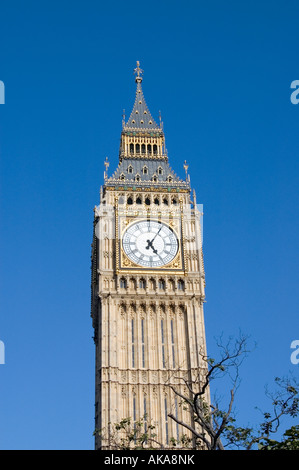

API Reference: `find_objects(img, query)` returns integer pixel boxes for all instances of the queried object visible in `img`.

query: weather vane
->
[134,61,143,82]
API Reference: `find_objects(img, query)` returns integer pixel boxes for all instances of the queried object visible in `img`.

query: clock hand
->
[150,226,162,244]
[146,225,163,254]
[147,226,163,255]
[146,239,158,255]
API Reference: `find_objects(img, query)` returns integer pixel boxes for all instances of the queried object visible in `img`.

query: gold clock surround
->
[116,210,186,274]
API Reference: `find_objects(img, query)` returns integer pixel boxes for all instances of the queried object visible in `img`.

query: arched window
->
[177,279,184,291]
[139,278,146,289]
[159,279,165,290]
[170,319,175,369]
[128,165,133,174]
[130,143,134,154]
[158,167,163,175]
[136,144,140,154]
[161,320,166,368]
[120,278,127,289]
[136,196,142,204]
[154,197,159,205]
[131,319,135,368]
[141,144,146,154]
[127,196,133,205]
[141,319,145,368]
[145,197,150,206]
[143,166,148,175]
[120,302,126,314]
[153,144,157,155]
[147,144,152,154]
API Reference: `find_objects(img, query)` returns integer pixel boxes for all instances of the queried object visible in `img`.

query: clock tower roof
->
[103,62,191,191]
[123,61,160,132]
[107,156,189,189]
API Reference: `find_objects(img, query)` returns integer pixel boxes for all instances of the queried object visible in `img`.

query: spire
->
[124,61,160,130]
[107,62,190,190]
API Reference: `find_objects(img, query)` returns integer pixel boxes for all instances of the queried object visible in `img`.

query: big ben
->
[91,62,209,449]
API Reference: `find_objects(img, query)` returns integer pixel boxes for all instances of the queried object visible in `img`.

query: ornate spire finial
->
[104,156,109,180]
[134,60,143,83]
[159,110,163,130]
[183,160,189,181]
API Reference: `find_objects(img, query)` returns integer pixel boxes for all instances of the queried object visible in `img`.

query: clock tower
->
[91,63,209,449]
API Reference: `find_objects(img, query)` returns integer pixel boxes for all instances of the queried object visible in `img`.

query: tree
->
[167,334,299,450]
[259,425,299,450]
[94,415,162,450]
[224,376,299,449]
[94,416,195,450]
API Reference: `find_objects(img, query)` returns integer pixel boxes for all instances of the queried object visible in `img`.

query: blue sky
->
[0,0,298,449]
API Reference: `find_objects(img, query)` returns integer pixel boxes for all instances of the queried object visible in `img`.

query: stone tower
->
[91,62,208,449]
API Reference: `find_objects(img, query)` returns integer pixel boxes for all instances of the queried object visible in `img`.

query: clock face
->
[122,220,179,268]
